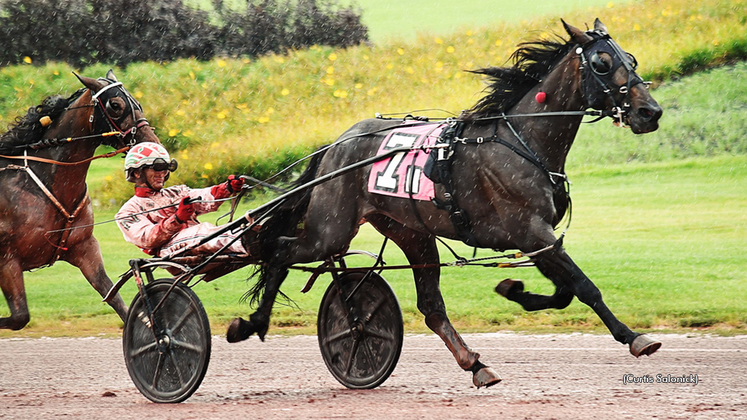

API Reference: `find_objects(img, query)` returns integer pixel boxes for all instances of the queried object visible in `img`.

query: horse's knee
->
[572,280,603,306]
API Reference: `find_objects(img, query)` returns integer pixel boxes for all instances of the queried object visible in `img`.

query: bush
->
[0,0,368,67]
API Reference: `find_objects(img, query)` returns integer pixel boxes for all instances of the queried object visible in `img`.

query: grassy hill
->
[1,0,744,203]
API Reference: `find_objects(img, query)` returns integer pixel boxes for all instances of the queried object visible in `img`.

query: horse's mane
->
[0,88,86,152]
[464,34,574,119]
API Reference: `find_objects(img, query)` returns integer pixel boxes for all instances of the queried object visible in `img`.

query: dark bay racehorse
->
[229,20,663,386]
[0,70,160,330]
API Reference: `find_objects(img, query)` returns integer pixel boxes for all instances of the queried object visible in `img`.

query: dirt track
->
[1,333,745,419]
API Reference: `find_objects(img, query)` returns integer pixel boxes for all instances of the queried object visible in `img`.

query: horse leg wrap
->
[425,312,479,369]
[468,360,502,388]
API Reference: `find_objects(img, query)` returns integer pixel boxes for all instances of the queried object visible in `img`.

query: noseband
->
[577,31,651,125]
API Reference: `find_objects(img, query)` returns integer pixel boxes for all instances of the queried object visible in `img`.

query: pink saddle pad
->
[367,122,445,201]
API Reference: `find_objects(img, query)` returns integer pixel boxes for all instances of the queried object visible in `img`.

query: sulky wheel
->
[123,279,211,403]
[317,271,403,389]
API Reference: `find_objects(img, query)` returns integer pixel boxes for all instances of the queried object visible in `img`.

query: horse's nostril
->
[638,106,662,122]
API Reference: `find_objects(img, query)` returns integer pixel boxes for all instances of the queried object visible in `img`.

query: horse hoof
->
[630,334,661,357]
[495,279,524,298]
[226,313,270,343]
[472,366,502,388]
[226,317,251,343]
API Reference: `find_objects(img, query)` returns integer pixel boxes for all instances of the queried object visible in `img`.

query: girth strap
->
[424,120,481,248]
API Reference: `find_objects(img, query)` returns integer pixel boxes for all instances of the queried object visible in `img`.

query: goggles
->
[146,158,179,172]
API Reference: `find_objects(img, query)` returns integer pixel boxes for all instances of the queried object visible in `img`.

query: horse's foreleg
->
[64,238,128,322]
[533,246,661,357]
[367,215,501,388]
[494,278,574,311]
[0,259,30,330]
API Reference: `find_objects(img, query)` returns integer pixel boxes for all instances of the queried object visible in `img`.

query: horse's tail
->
[244,145,329,306]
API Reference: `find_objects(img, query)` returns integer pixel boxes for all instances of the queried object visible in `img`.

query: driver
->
[116,142,250,257]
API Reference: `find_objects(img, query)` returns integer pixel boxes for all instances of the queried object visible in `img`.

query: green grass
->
[3,155,746,338]
[345,0,638,43]
[2,0,745,204]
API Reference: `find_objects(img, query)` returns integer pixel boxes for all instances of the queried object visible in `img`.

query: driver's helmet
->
[124,142,178,182]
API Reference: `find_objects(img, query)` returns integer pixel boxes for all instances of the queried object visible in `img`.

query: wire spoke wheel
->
[123,279,211,403]
[318,271,403,389]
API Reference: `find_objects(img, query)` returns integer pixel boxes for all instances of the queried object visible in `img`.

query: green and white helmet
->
[124,142,177,182]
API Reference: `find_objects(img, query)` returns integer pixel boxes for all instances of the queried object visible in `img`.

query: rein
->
[0,144,130,166]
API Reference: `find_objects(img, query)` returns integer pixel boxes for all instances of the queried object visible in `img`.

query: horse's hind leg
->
[0,259,31,330]
[229,182,364,343]
[367,215,502,388]
[533,245,661,357]
[64,238,128,322]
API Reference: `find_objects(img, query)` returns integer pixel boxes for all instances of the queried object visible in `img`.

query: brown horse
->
[0,70,160,330]
[229,19,663,387]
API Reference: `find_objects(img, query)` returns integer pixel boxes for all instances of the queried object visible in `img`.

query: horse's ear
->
[561,19,592,44]
[593,18,609,35]
[106,69,118,82]
[73,71,105,92]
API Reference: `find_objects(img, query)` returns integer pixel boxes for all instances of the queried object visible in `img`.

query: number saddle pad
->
[367,122,445,201]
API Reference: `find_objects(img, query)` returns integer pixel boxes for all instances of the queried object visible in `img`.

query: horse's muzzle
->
[629,102,663,134]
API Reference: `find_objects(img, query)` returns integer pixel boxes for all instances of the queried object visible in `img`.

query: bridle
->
[577,30,651,127]
[88,77,151,148]
[0,78,151,166]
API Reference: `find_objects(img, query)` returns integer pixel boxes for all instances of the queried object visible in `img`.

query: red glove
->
[175,196,195,223]
[227,175,244,193]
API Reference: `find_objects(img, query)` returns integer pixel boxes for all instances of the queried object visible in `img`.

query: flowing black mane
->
[465,34,574,119]
[0,88,86,152]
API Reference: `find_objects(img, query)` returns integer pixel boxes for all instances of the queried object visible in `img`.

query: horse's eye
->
[105,98,125,116]
[590,52,612,75]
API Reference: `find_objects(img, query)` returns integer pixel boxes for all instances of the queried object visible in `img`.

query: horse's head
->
[74,69,161,148]
[563,19,662,134]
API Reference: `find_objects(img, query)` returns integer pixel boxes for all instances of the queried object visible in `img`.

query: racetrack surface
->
[1,333,744,419]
